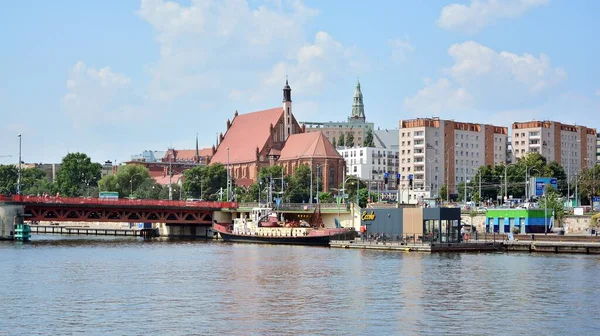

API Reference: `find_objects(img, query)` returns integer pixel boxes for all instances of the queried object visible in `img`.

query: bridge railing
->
[237,202,350,211]
[0,195,237,209]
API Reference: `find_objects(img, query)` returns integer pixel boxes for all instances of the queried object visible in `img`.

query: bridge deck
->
[1,195,237,210]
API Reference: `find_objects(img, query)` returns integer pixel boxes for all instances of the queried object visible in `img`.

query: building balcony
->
[529,134,541,139]
[413,133,425,140]
[413,151,425,157]
[413,142,425,148]
[413,161,425,166]
[529,143,541,148]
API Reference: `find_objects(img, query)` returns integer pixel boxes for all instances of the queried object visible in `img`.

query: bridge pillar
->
[157,223,216,238]
[0,204,25,240]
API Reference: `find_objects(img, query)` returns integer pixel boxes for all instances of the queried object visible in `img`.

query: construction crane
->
[0,155,12,158]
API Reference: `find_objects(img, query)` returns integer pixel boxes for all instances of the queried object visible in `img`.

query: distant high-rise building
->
[511,121,596,173]
[399,118,508,197]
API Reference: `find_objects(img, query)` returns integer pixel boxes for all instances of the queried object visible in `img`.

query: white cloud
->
[61,61,142,127]
[445,41,566,97]
[404,78,473,115]
[255,31,366,100]
[137,0,329,102]
[404,41,566,122]
[388,38,415,63]
[438,0,548,33]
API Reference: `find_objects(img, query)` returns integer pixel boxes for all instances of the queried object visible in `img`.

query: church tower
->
[349,79,365,122]
[283,79,293,140]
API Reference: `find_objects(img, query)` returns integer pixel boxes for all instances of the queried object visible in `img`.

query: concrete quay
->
[330,240,504,253]
[332,236,600,254]
[505,240,600,254]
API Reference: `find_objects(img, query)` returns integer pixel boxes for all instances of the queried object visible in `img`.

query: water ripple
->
[1,237,600,335]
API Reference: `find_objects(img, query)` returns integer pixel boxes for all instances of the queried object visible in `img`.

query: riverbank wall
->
[0,204,25,240]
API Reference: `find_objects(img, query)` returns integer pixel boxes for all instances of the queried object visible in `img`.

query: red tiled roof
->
[211,107,283,164]
[235,178,254,187]
[199,148,212,157]
[153,174,183,186]
[278,132,342,160]
[164,148,212,162]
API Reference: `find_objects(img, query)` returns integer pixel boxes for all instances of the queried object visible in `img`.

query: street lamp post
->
[504,164,508,204]
[316,165,321,204]
[584,158,596,211]
[17,134,22,197]
[525,166,538,201]
[226,147,230,202]
[427,157,437,198]
[309,161,313,204]
[445,146,454,203]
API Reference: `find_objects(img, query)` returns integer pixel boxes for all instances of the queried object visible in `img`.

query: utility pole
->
[168,154,173,200]
[504,165,508,203]
[316,165,320,204]
[309,161,313,204]
[525,164,528,202]
[575,173,579,207]
[478,174,481,205]
[464,163,467,205]
[17,134,22,197]
[567,149,571,207]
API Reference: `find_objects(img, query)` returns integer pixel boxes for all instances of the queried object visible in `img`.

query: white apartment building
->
[338,146,399,194]
[399,118,508,198]
[512,121,596,173]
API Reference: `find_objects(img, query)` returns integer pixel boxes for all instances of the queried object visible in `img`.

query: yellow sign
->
[361,211,376,221]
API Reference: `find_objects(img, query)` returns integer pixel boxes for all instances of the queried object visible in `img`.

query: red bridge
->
[0,195,237,225]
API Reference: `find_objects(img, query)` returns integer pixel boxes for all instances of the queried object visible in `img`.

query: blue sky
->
[1,0,599,164]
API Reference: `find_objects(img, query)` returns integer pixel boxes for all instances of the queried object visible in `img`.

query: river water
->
[1,236,599,336]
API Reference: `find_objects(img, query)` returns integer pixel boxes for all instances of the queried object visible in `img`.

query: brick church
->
[210,81,345,192]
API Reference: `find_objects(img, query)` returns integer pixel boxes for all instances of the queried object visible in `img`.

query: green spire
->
[350,79,365,122]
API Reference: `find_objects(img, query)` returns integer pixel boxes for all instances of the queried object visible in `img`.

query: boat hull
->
[216,230,331,246]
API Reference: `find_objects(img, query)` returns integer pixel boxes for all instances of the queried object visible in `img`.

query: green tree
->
[134,179,163,199]
[577,164,600,205]
[158,183,182,200]
[345,132,355,147]
[338,133,345,148]
[56,153,102,197]
[182,166,206,200]
[202,163,228,201]
[318,191,334,203]
[22,168,55,196]
[98,164,151,198]
[540,185,566,226]
[363,128,375,147]
[0,165,51,195]
[440,184,448,201]
[338,175,366,205]
[285,164,312,203]
[332,138,337,148]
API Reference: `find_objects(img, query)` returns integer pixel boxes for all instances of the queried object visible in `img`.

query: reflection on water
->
[1,236,600,335]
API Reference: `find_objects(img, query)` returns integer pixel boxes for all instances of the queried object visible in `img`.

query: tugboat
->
[215,206,354,246]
